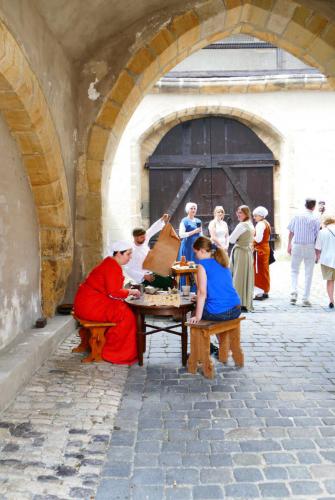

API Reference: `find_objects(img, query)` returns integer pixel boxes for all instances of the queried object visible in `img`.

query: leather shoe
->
[254,294,265,301]
[329,302,334,309]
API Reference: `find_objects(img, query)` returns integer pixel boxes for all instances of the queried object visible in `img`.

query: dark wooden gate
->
[146,116,277,235]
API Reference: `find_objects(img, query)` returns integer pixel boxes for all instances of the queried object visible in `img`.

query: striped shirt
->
[287,210,319,245]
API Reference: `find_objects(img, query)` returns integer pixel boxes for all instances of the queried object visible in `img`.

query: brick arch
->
[81,0,335,272]
[0,21,73,316]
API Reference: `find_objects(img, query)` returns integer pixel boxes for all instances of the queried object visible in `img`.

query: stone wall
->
[0,113,40,349]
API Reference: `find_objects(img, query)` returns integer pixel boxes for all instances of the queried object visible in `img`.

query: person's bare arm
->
[189,265,207,323]
[287,231,294,255]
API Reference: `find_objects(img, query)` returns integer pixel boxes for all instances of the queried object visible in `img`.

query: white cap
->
[110,240,132,253]
[185,202,197,213]
[253,206,268,218]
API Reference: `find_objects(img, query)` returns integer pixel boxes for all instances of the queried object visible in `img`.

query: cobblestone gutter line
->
[0,332,128,500]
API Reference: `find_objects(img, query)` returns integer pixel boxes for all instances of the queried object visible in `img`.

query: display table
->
[171,265,198,288]
[126,295,194,366]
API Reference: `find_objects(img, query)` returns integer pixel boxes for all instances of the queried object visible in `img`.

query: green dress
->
[230,221,254,311]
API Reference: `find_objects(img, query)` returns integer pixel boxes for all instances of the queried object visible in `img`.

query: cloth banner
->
[143,223,180,277]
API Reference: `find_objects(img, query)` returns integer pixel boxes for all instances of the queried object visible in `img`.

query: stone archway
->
[79,0,335,273]
[0,21,73,316]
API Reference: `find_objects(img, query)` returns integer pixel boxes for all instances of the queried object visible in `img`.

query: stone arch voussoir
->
[0,21,73,316]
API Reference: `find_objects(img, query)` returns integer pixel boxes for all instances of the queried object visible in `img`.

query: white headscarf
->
[253,206,268,218]
[110,240,132,253]
[185,202,197,214]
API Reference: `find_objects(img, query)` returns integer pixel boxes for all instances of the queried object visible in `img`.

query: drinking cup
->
[182,285,190,296]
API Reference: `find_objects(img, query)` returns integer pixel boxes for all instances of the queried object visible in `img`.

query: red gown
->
[254,220,271,294]
[74,257,138,365]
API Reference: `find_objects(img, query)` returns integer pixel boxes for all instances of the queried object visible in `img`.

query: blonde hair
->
[238,205,251,221]
[193,236,229,268]
[214,205,225,217]
[323,216,335,226]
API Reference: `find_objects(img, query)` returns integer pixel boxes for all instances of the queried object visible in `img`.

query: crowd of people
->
[73,197,335,365]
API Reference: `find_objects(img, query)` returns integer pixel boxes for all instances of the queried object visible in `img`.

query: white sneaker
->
[302,299,312,307]
[290,292,297,304]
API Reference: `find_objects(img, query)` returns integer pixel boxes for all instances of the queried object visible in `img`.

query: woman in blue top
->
[179,202,202,262]
[189,236,241,325]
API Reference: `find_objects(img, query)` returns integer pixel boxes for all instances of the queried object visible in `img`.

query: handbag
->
[269,245,276,265]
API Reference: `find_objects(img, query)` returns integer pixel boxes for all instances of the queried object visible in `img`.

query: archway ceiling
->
[33,0,335,63]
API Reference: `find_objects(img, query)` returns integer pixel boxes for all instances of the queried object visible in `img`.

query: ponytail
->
[193,236,229,268]
[213,247,229,268]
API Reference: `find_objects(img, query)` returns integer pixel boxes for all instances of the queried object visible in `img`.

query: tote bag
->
[143,223,180,277]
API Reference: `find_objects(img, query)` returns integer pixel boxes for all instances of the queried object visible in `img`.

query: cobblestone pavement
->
[1,260,335,499]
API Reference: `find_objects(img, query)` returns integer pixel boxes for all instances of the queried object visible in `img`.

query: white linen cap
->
[110,240,132,253]
[253,206,268,218]
[185,202,197,213]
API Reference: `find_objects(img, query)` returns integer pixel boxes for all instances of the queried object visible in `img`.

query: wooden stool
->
[72,315,116,363]
[187,317,245,378]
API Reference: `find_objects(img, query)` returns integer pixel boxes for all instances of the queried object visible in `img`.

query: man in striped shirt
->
[287,198,320,306]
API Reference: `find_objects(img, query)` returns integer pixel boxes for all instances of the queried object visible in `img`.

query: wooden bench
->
[187,317,245,379]
[72,315,116,363]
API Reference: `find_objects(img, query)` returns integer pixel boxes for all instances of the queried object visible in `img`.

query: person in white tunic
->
[315,216,335,309]
[208,206,229,250]
[124,214,170,287]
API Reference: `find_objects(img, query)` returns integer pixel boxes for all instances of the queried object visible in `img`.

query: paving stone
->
[193,485,224,499]
[259,482,290,497]
[131,468,163,485]
[286,465,312,479]
[165,487,192,499]
[289,480,323,495]
[225,483,260,498]
[166,468,199,486]
[233,467,264,482]
[263,466,288,480]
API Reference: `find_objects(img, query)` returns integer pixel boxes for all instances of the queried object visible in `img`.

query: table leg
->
[136,313,145,366]
[181,311,188,366]
[141,315,146,353]
[185,274,190,286]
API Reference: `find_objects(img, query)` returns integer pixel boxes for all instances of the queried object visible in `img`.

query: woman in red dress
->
[253,206,271,300]
[74,241,140,365]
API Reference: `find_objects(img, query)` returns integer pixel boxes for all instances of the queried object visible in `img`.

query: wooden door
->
[147,116,277,235]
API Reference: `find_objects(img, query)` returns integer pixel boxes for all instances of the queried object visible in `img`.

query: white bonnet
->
[185,202,197,213]
[253,206,268,218]
[110,240,132,253]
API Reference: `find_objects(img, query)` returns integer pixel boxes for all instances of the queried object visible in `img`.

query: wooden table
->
[171,265,198,288]
[126,296,194,366]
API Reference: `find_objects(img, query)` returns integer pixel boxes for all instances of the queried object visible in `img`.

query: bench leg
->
[181,311,188,367]
[188,327,199,374]
[230,327,244,367]
[217,332,229,363]
[72,327,90,353]
[200,332,214,379]
[82,327,106,363]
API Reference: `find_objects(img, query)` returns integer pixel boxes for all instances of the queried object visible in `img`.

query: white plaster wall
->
[0,114,40,349]
[103,91,335,253]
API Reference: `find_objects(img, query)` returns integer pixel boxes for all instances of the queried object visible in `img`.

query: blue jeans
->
[202,305,241,321]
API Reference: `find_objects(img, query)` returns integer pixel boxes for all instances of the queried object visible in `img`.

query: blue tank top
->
[200,258,240,314]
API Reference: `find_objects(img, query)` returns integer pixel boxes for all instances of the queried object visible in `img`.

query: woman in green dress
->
[229,205,255,312]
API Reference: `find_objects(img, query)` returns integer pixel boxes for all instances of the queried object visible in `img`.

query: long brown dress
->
[254,220,271,294]
[230,221,255,311]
